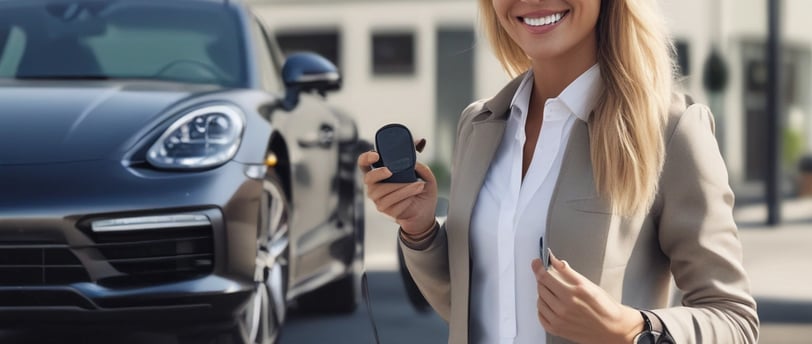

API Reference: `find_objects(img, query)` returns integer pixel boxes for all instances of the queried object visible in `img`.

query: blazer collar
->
[477,72,530,123]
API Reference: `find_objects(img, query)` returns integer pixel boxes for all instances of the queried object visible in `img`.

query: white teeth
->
[523,12,565,27]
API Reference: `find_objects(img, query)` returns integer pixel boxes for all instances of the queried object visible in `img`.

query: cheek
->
[587,0,602,24]
[574,0,601,26]
[490,0,513,26]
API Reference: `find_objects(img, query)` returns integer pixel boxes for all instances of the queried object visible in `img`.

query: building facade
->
[255,0,812,191]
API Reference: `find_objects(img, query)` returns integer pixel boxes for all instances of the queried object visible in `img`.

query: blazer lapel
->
[448,73,526,250]
[546,120,612,285]
[446,75,525,344]
[449,119,507,240]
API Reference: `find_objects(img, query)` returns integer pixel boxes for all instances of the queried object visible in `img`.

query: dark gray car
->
[0,0,366,343]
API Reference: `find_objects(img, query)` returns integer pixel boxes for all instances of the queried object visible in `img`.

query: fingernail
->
[416,138,426,153]
[544,248,552,269]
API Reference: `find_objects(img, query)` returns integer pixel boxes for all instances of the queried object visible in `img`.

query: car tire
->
[295,272,357,314]
[231,172,291,344]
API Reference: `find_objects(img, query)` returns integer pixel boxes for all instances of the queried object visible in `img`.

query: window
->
[372,32,415,75]
[275,30,340,70]
[0,26,26,77]
[674,40,690,76]
[0,1,246,87]
[252,19,282,92]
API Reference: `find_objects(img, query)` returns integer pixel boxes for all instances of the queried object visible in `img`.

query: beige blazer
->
[400,74,759,344]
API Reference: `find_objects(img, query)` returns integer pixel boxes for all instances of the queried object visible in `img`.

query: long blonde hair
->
[479,0,675,215]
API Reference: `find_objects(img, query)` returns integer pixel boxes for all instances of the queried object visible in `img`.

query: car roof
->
[0,0,251,11]
[0,0,230,4]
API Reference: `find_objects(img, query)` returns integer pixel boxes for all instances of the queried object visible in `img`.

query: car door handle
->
[298,124,335,148]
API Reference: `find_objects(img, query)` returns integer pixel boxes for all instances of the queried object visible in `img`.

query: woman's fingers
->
[537,279,564,315]
[368,182,409,200]
[357,151,379,173]
[375,182,425,212]
[533,259,561,300]
[415,162,436,185]
[549,251,585,286]
[533,258,569,299]
[536,296,555,332]
[382,196,419,220]
[364,166,393,185]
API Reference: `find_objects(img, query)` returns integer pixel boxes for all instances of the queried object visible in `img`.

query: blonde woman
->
[358,0,759,343]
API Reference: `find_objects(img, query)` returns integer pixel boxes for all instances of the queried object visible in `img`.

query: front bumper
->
[0,159,266,326]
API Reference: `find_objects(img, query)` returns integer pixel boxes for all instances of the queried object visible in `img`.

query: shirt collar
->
[558,64,601,122]
[508,71,534,120]
[508,64,602,122]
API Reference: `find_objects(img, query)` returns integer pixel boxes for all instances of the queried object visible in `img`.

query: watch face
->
[634,331,657,344]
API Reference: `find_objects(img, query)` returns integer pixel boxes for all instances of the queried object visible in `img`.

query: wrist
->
[401,219,437,242]
[619,307,646,344]
[402,217,436,237]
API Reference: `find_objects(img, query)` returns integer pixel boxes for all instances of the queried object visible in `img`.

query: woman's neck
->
[533,58,597,104]
[530,42,598,102]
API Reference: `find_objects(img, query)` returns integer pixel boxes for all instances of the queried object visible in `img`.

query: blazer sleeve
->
[399,222,451,321]
[651,104,759,343]
[397,100,483,321]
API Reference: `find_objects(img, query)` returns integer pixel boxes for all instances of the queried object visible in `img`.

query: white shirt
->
[469,65,602,344]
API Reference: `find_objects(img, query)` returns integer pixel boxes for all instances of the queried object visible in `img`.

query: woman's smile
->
[518,10,570,33]
[493,0,599,64]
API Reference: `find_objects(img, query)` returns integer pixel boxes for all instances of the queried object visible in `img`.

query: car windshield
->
[0,0,246,87]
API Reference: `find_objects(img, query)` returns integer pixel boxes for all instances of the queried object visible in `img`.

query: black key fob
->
[372,124,418,183]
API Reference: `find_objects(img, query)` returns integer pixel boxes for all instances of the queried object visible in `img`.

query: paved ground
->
[735,198,812,302]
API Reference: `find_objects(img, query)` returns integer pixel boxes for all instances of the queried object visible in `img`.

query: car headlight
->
[147,104,245,169]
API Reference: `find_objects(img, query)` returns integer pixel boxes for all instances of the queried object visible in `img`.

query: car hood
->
[0,80,222,165]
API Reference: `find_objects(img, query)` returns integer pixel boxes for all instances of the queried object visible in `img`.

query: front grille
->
[89,226,214,287]
[0,245,91,286]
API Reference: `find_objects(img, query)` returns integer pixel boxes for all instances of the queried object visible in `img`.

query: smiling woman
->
[0,1,246,87]
[359,0,760,343]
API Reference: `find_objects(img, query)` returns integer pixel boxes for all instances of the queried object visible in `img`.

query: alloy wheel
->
[238,176,290,344]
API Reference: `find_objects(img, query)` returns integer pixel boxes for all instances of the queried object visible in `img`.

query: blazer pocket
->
[566,196,613,215]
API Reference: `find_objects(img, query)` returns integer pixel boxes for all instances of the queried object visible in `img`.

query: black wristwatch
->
[632,311,661,344]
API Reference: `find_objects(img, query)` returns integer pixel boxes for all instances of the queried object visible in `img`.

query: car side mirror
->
[281,52,341,111]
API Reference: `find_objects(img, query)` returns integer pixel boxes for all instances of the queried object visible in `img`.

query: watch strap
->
[633,311,658,344]
[640,310,676,344]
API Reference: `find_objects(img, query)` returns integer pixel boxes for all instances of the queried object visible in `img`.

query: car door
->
[251,18,344,286]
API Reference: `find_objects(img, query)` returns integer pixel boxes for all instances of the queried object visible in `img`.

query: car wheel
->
[233,173,291,344]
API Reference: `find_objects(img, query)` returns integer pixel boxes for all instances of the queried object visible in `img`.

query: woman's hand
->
[531,252,644,344]
[357,144,437,237]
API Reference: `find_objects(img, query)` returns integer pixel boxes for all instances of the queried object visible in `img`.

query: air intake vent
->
[90,226,214,287]
[0,245,91,286]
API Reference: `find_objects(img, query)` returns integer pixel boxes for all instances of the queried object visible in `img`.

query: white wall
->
[256,1,478,162]
[257,0,812,182]
[784,0,812,154]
